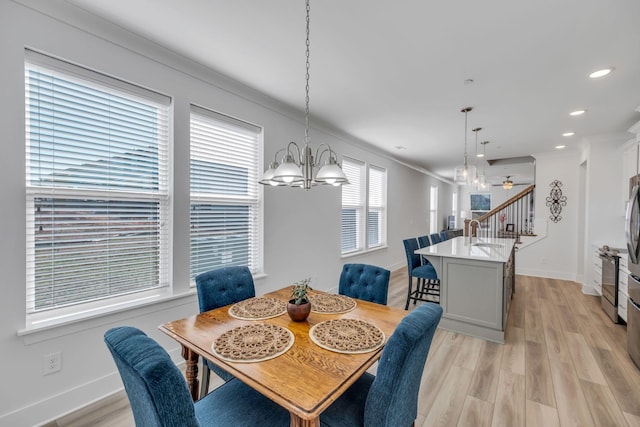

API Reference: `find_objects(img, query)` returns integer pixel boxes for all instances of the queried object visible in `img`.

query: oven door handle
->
[626,184,640,264]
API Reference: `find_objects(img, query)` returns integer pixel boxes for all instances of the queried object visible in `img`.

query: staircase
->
[464,185,536,244]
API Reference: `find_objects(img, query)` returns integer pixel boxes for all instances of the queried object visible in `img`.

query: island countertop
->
[415,236,516,263]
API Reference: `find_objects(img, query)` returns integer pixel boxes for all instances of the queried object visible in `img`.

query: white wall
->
[516,151,581,280]
[0,2,456,425]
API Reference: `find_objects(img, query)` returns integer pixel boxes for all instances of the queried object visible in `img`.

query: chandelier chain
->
[304,0,311,144]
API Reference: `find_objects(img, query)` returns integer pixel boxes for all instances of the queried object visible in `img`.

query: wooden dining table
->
[159,286,408,427]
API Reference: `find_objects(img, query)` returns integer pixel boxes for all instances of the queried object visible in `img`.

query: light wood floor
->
[47,272,640,427]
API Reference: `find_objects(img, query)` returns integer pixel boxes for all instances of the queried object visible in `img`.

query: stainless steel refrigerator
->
[624,175,640,368]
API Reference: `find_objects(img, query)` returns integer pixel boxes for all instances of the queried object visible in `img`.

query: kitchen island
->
[415,236,516,343]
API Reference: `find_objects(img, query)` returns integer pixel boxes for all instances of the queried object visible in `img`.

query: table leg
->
[181,345,200,401]
[289,413,319,427]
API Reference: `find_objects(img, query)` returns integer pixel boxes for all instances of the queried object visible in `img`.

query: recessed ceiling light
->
[555,145,566,149]
[562,132,575,137]
[476,153,484,158]
[570,109,586,116]
[589,68,613,79]
[395,145,406,150]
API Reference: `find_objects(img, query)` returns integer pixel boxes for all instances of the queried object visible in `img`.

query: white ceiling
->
[66,0,640,184]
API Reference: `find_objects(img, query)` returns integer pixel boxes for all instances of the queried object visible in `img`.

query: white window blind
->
[25,50,170,316]
[189,105,262,279]
[341,158,365,253]
[367,165,387,248]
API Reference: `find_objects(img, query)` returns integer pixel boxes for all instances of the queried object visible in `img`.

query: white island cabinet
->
[415,236,516,344]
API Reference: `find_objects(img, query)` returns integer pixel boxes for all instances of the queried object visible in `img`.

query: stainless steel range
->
[598,245,620,323]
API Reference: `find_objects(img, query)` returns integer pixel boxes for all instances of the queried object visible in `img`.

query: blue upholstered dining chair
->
[319,303,443,427]
[403,238,440,310]
[195,266,256,396]
[439,231,449,242]
[104,326,290,427]
[429,232,442,244]
[338,263,390,305]
[417,235,430,249]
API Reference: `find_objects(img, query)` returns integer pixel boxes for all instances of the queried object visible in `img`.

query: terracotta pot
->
[287,300,311,322]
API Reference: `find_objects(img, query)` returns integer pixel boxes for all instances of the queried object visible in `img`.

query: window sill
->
[341,245,388,259]
[18,289,197,344]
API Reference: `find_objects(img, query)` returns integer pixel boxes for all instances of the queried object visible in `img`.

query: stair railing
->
[464,185,535,243]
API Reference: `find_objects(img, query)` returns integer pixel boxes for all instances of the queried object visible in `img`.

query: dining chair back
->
[429,233,442,244]
[402,238,440,309]
[338,263,390,305]
[439,231,449,241]
[104,326,289,427]
[319,303,443,427]
[417,235,430,249]
[195,266,256,393]
[196,266,256,313]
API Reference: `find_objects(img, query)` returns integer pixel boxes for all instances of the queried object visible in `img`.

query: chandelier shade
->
[258,0,347,190]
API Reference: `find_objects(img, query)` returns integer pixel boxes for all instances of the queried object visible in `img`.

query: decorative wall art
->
[545,180,567,223]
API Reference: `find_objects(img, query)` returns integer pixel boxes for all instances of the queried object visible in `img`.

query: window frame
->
[24,50,172,329]
[430,185,439,234]
[189,105,264,282]
[341,157,387,255]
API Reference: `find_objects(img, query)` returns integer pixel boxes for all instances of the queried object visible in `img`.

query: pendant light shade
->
[454,107,474,186]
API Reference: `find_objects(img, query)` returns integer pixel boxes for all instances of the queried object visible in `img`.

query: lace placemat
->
[308,293,356,314]
[309,318,385,354]
[212,323,294,363]
[228,297,287,320]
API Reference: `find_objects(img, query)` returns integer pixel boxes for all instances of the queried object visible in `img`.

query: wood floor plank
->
[548,359,595,427]
[468,340,504,402]
[590,347,640,416]
[564,332,608,385]
[543,321,572,364]
[580,379,629,427]
[624,411,640,427]
[525,400,560,427]
[422,366,474,427]
[458,396,494,427]
[416,331,462,417]
[525,340,556,407]
[491,370,525,427]
[501,326,525,375]
[452,334,484,370]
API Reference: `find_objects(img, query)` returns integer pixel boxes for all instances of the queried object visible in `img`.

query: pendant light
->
[479,141,489,189]
[259,0,348,189]
[472,127,482,189]
[454,107,476,186]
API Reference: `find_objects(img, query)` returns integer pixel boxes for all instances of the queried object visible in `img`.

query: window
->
[452,191,458,228]
[25,50,170,323]
[189,106,262,280]
[367,165,387,248]
[429,185,438,234]
[341,158,387,254]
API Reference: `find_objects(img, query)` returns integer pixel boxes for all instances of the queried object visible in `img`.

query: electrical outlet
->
[540,257,547,265]
[43,352,62,375]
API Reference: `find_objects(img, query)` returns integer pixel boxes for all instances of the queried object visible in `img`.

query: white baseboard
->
[1,347,183,427]
[516,267,577,282]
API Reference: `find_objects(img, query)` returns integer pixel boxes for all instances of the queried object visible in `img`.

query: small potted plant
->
[287,278,312,322]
